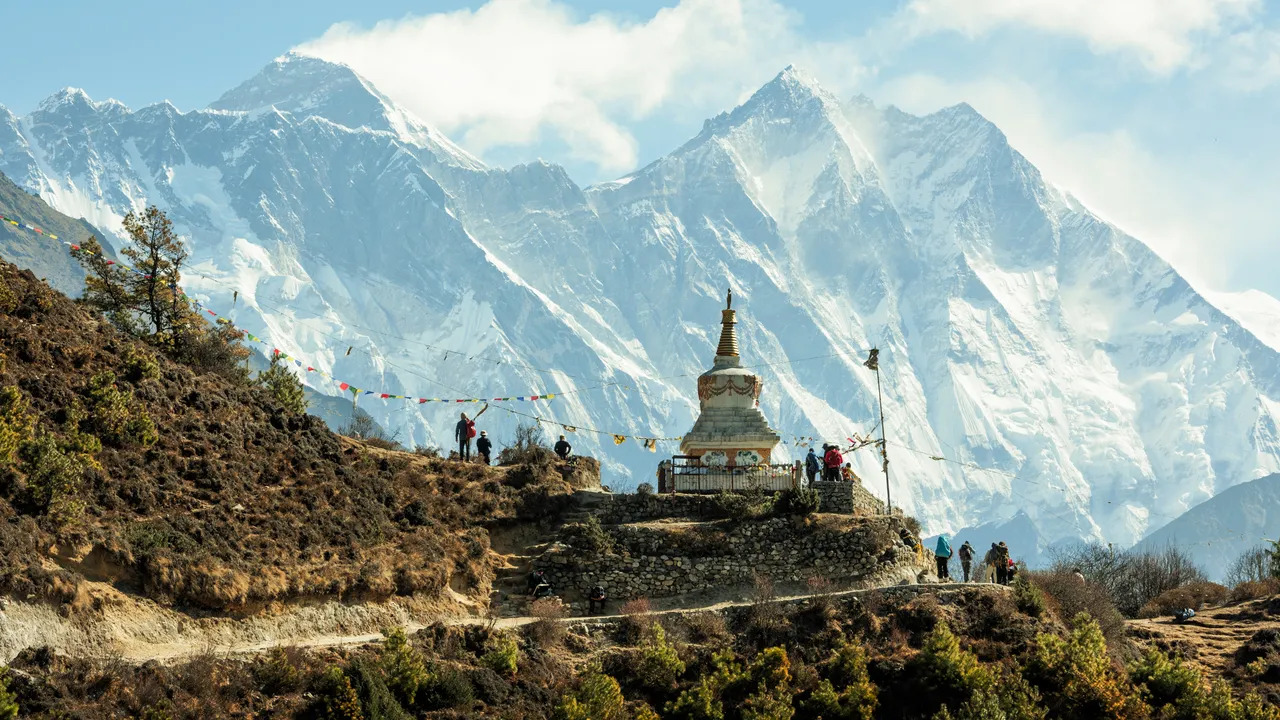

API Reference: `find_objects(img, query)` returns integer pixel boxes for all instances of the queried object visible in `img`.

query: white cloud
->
[1219,27,1280,89]
[295,0,865,174]
[902,0,1259,73]
[877,73,1257,289]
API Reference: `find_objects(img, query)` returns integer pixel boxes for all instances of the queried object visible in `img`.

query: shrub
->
[86,371,157,447]
[562,515,614,555]
[1029,571,1127,649]
[529,597,568,647]
[817,641,878,720]
[18,433,88,525]
[776,487,821,516]
[712,488,773,521]
[1026,614,1145,720]
[554,670,626,720]
[181,322,251,383]
[682,612,730,645]
[1048,543,1206,617]
[347,657,411,720]
[0,279,16,314]
[480,634,519,677]
[258,352,308,415]
[0,669,17,720]
[637,623,686,691]
[312,666,364,720]
[381,627,428,708]
[255,646,301,695]
[418,664,474,710]
[1128,649,1204,714]
[1231,579,1280,603]
[122,345,161,382]
[637,482,654,495]
[1136,581,1228,618]
[0,386,34,469]
[498,421,550,465]
[908,623,994,714]
[1013,574,1048,618]
[621,597,654,641]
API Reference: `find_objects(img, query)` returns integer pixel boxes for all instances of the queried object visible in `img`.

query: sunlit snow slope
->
[2,55,1279,556]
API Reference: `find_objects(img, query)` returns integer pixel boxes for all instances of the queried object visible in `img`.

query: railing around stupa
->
[657,456,800,494]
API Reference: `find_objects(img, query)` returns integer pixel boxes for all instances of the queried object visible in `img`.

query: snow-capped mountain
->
[2,53,1279,555]
[1206,290,1280,352]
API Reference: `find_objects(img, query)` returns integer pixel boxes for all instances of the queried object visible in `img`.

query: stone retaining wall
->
[810,481,887,515]
[589,483,887,524]
[542,515,922,601]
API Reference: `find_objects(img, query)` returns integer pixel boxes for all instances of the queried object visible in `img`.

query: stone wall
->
[591,492,724,524]
[542,514,924,602]
[810,481,887,515]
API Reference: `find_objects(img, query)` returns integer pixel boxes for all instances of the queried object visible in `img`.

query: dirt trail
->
[1,574,994,664]
[1129,599,1280,676]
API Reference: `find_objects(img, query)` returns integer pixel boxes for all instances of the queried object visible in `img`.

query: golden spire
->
[715,287,739,358]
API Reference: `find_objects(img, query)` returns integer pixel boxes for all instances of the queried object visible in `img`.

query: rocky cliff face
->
[2,54,1278,553]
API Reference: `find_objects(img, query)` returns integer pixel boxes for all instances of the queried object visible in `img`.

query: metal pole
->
[875,362,891,514]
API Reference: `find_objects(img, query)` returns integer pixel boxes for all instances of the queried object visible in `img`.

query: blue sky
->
[2,0,1279,300]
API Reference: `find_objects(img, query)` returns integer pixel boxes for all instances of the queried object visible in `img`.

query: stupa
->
[679,289,781,467]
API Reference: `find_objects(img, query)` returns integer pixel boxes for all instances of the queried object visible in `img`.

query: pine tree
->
[75,235,138,335]
[119,206,202,353]
[259,353,309,415]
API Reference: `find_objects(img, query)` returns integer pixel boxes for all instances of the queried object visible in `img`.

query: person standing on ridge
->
[823,444,843,482]
[554,434,572,460]
[958,541,974,582]
[454,404,488,462]
[476,430,493,465]
[982,543,1000,583]
[995,541,1011,585]
[805,448,821,485]
[934,535,953,581]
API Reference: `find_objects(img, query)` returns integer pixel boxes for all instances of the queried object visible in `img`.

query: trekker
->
[958,541,974,582]
[994,542,1011,585]
[823,444,843,482]
[982,543,1000,583]
[476,431,493,465]
[526,569,547,597]
[805,448,821,485]
[587,585,608,615]
[841,463,859,483]
[454,404,489,462]
[554,435,572,460]
[934,535,953,580]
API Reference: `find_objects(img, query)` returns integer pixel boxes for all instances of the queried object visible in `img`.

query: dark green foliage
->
[480,634,519,676]
[711,488,773,521]
[346,657,411,720]
[637,623,686,692]
[258,352,308,415]
[0,669,17,720]
[311,666,365,720]
[1013,574,1048,617]
[86,371,157,447]
[254,646,301,695]
[562,515,614,555]
[776,487,821,516]
[418,664,474,710]
[380,627,427,708]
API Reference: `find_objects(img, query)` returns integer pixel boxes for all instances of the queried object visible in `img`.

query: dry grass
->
[0,260,588,612]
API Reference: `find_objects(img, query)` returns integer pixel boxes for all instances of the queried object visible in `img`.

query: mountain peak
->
[36,87,96,114]
[210,52,484,170]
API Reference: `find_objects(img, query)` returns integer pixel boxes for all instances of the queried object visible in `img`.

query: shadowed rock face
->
[2,57,1279,555]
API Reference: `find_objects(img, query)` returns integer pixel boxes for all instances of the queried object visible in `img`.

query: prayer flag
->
[380,394,390,399]
[339,382,349,391]
[613,435,626,445]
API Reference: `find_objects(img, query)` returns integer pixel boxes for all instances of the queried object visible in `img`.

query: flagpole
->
[866,348,891,514]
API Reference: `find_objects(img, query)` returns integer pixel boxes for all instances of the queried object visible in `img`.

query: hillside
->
[0,256,594,613]
[1134,474,1280,582]
[0,170,110,296]
[4,56,1280,556]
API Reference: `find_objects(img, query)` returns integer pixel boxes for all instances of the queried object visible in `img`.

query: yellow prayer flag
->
[613,435,626,445]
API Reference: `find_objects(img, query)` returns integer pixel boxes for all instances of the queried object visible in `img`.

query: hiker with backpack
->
[934,535,953,581]
[982,543,1000,583]
[454,404,489,462]
[805,448,821,485]
[823,444,843,482]
[958,541,974,582]
[994,542,1011,584]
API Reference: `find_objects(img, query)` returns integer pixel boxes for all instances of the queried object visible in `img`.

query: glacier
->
[1,53,1279,558]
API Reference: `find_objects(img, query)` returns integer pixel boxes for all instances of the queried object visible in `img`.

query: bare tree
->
[1226,546,1274,587]
[1048,542,1206,617]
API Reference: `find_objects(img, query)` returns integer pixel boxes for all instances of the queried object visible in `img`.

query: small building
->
[661,290,794,493]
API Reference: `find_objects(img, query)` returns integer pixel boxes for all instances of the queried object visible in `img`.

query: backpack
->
[824,449,841,468]
[466,420,476,439]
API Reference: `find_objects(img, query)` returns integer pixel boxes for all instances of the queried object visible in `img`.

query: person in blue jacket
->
[804,448,821,485]
[935,535,953,580]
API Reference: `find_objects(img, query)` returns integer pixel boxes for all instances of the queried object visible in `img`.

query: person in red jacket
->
[822,444,843,482]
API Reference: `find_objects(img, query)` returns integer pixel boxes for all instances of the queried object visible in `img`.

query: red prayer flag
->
[380,393,389,399]
[339,382,349,391]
